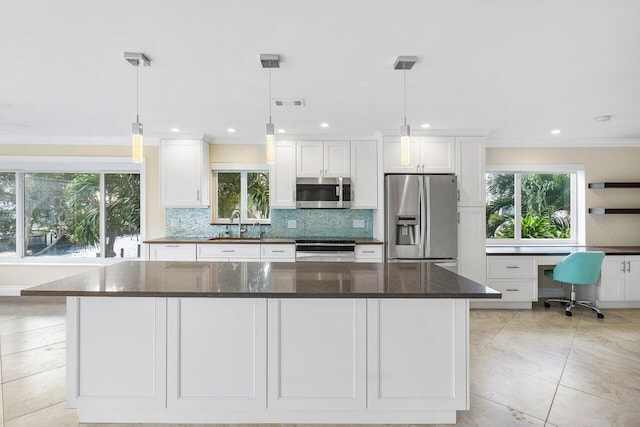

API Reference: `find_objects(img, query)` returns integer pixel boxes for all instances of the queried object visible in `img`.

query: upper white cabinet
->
[384,137,455,174]
[270,140,296,208]
[456,137,486,205]
[297,141,350,178]
[160,139,210,207]
[350,141,378,208]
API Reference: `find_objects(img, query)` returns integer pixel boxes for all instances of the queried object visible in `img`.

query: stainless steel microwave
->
[296,177,352,208]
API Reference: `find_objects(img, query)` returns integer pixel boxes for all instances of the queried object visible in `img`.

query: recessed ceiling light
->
[227,128,236,133]
[550,129,561,135]
[277,128,286,133]
[594,115,612,122]
[320,122,330,128]
[170,127,181,133]
[421,123,431,128]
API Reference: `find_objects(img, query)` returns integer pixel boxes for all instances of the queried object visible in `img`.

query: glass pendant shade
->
[265,122,275,164]
[400,124,410,165]
[132,121,143,163]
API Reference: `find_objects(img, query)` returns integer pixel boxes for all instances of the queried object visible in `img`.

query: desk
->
[480,246,640,309]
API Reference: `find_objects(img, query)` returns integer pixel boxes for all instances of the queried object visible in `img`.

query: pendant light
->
[261,54,279,163]
[394,56,416,166]
[124,52,151,163]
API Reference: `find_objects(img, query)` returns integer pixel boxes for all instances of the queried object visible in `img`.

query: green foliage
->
[217,173,241,218]
[0,172,16,253]
[247,172,269,219]
[494,215,571,239]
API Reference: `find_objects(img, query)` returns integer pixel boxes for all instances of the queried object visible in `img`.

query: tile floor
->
[0,296,639,426]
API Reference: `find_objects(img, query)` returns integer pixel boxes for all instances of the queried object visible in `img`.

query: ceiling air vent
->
[273,98,305,108]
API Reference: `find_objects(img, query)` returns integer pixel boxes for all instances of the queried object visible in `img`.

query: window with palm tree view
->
[486,171,575,243]
[0,171,141,259]
[214,170,270,223]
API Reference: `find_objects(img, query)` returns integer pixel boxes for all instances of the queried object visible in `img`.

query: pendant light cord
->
[136,62,140,123]
[403,68,407,126]
[268,67,272,125]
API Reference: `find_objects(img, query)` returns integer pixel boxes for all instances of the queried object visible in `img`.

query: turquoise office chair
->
[543,251,606,318]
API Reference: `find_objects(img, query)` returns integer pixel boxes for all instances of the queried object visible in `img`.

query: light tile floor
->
[0,296,639,426]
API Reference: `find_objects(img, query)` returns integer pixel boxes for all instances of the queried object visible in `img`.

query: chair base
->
[544,285,604,319]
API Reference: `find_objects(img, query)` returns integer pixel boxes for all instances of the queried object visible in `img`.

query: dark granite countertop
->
[144,237,383,245]
[487,246,640,256]
[21,261,499,299]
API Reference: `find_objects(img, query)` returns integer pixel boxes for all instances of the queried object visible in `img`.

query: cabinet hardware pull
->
[457,189,460,201]
[416,165,420,172]
[196,190,200,201]
[272,250,285,253]
[166,245,179,247]
[506,266,520,269]
[363,250,375,253]
[506,288,520,292]
[325,169,327,175]
[621,261,626,272]
[222,250,235,253]
[422,165,425,172]
[627,260,631,273]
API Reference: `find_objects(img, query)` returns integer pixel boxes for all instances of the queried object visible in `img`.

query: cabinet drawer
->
[486,279,537,301]
[148,244,197,261]
[197,244,260,260]
[487,257,537,278]
[355,245,383,262]
[261,244,295,260]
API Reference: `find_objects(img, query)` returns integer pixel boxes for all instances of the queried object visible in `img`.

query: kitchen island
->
[22,261,500,424]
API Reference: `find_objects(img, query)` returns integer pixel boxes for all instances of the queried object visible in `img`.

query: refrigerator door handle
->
[418,176,429,257]
[424,175,431,257]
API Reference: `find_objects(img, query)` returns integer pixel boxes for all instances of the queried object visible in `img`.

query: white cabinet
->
[267,298,366,410]
[167,298,266,410]
[598,255,640,302]
[456,137,486,205]
[297,141,350,177]
[270,140,296,208]
[148,243,197,261]
[196,243,260,261]
[355,244,383,263]
[457,207,485,283]
[261,243,295,262]
[350,141,378,208]
[160,139,210,207]
[485,256,537,302]
[384,137,455,174]
[66,297,166,411]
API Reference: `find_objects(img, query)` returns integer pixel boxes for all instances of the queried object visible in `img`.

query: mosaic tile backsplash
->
[166,208,374,238]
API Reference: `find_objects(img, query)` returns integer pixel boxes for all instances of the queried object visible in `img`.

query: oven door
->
[295,243,356,262]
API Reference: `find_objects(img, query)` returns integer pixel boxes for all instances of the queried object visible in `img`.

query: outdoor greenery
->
[0,172,16,254]
[22,173,140,257]
[216,171,270,220]
[486,173,571,239]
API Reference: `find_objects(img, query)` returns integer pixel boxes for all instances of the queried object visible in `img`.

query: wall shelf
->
[589,182,640,189]
[589,208,640,215]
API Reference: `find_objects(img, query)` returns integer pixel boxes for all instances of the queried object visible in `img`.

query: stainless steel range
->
[295,238,356,262]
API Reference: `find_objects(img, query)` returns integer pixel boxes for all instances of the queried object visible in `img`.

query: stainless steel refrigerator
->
[385,174,458,260]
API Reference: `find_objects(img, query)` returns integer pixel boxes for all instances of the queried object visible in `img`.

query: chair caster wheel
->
[560,302,567,306]
[544,302,550,308]
[597,313,605,319]
[565,310,572,316]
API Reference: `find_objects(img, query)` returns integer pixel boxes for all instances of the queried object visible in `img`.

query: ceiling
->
[1,0,639,146]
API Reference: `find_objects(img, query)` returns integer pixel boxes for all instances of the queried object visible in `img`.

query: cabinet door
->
[383,136,420,173]
[625,256,640,301]
[267,299,366,410]
[296,141,323,177]
[67,297,166,410]
[456,137,485,205]
[355,244,383,262]
[457,207,486,284]
[148,244,197,261]
[160,139,209,207]
[598,256,626,301]
[324,141,350,177]
[197,244,260,261]
[261,244,295,261]
[167,298,266,410]
[418,137,456,173]
[350,141,378,208]
[270,141,296,208]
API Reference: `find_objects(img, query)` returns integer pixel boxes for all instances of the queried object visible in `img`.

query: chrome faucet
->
[230,209,244,238]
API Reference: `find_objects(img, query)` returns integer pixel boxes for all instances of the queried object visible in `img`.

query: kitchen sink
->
[208,237,262,242]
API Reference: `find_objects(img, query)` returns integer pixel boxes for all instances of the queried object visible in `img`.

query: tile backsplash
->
[166,208,373,238]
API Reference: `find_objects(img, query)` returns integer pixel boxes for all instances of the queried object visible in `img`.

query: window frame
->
[0,156,144,264]
[486,164,585,246]
[211,162,270,225]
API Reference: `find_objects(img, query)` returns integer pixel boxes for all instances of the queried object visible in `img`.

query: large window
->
[486,166,583,245]
[212,165,270,224]
[0,158,142,260]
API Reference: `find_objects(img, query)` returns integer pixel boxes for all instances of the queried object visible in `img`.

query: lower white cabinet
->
[355,244,383,262]
[267,299,367,410]
[261,244,295,262]
[167,298,266,410]
[598,255,640,302]
[457,207,485,283]
[197,243,261,261]
[484,256,538,303]
[148,244,197,261]
[67,297,167,410]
